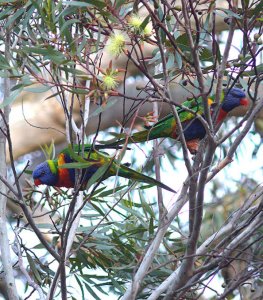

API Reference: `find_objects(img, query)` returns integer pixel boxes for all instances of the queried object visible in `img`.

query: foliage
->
[0,1,262,300]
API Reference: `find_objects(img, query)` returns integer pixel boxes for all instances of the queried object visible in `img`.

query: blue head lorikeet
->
[32,145,175,193]
[102,87,248,154]
[216,87,248,122]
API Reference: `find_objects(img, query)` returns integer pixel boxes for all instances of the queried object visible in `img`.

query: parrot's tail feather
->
[117,164,176,193]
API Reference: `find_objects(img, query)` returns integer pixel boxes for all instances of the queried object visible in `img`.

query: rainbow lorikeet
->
[102,88,248,154]
[32,146,175,192]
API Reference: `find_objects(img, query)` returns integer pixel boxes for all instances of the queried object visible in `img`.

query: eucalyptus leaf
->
[89,99,118,118]
[63,0,106,9]
[98,185,127,197]
[0,88,22,109]
[84,282,101,300]
[24,85,51,93]
[5,8,25,27]
[0,6,12,21]
[74,275,85,300]
[174,50,182,69]
[140,15,150,31]
[215,9,241,19]
[167,53,175,69]
[26,253,42,284]
[60,162,90,169]
[0,53,10,69]
[60,18,80,35]
[86,162,111,190]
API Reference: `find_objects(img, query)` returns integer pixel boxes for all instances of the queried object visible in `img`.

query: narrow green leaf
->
[22,5,35,27]
[63,1,106,9]
[157,5,164,21]
[0,6,12,21]
[166,53,175,69]
[89,185,107,196]
[140,15,150,31]
[174,51,182,69]
[40,140,55,160]
[215,9,241,19]
[200,47,213,62]
[141,197,155,218]
[74,275,85,300]
[60,162,90,169]
[24,85,51,93]
[60,18,80,34]
[0,53,10,69]
[86,163,111,190]
[62,1,89,7]
[77,35,88,56]
[93,283,109,295]
[89,99,118,118]
[109,275,125,293]
[44,91,62,101]
[199,14,210,43]
[57,6,78,20]
[22,46,52,55]
[87,0,107,9]
[35,223,55,229]
[98,185,127,197]
[33,243,45,249]
[89,202,108,218]
[11,84,24,91]
[26,253,42,284]
[69,88,89,95]
[58,66,88,77]
[0,89,22,109]
[22,46,67,64]
[5,8,25,27]
[84,282,101,300]
[122,199,143,208]
[119,204,145,220]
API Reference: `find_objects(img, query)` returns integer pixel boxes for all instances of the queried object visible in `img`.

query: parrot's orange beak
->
[34,179,42,186]
[240,97,249,106]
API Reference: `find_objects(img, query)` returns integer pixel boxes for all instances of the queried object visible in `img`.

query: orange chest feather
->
[56,153,75,188]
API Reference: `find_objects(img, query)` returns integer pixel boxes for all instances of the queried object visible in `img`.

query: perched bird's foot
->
[138,111,158,128]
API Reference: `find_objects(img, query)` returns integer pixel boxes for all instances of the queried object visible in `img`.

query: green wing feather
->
[150,97,204,128]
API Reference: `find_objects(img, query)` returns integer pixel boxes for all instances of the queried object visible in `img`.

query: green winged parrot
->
[32,145,175,192]
[102,88,248,154]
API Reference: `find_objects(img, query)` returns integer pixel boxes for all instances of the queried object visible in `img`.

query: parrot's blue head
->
[33,161,58,186]
[222,88,248,112]
[217,87,249,123]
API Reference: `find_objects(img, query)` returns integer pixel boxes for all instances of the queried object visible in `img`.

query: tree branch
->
[0,22,19,300]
